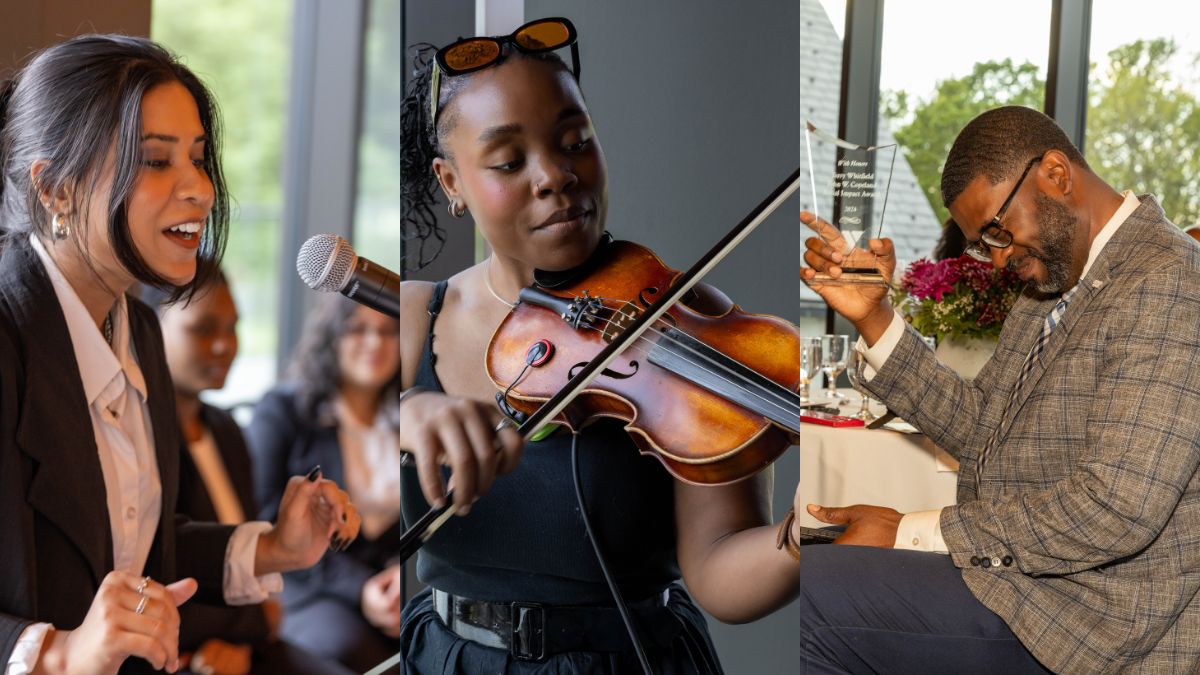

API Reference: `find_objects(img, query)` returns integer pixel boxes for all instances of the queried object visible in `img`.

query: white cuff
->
[894,509,949,553]
[224,521,284,605]
[6,623,52,675]
[852,310,906,381]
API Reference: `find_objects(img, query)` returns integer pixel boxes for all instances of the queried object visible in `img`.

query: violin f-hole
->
[569,360,639,381]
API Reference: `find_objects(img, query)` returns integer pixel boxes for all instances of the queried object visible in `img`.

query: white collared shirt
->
[851,191,1141,553]
[8,237,280,675]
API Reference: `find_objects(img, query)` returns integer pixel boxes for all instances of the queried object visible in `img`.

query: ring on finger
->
[136,576,151,595]
[135,594,148,615]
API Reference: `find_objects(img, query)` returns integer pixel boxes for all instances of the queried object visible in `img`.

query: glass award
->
[802,121,897,287]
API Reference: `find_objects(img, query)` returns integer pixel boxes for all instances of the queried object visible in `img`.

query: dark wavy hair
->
[0,34,229,302]
[286,294,402,421]
[400,42,571,273]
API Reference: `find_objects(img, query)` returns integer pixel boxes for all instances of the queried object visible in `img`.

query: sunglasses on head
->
[430,17,580,123]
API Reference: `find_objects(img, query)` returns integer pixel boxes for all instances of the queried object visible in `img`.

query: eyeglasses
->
[430,17,580,124]
[964,157,1040,262]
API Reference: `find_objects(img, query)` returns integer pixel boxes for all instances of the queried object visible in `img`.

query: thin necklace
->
[484,264,517,309]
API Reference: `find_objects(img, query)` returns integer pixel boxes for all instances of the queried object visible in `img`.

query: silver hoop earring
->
[447,201,467,218]
[52,213,70,240]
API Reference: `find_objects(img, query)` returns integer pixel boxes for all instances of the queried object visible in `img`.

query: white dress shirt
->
[8,237,281,674]
[852,191,1142,553]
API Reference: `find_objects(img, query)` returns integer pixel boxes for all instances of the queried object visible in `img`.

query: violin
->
[487,237,802,485]
[398,168,802,561]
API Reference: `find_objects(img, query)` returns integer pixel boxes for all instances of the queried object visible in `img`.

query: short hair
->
[0,34,229,302]
[940,106,1089,209]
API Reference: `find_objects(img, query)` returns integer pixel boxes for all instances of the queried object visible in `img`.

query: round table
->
[798,389,959,527]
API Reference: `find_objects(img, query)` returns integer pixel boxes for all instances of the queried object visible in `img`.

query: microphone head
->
[297,234,357,292]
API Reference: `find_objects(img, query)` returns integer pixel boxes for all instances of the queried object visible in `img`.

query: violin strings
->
[561,304,800,426]
[599,304,801,409]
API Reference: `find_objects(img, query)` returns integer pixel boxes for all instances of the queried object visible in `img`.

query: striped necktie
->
[975,284,1080,483]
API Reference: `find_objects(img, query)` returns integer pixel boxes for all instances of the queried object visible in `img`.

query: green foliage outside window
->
[151,0,292,360]
[883,38,1200,231]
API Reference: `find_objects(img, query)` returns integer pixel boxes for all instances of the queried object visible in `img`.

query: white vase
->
[934,336,997,379]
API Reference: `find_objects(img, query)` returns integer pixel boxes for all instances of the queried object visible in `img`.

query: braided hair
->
[400,42,572,274]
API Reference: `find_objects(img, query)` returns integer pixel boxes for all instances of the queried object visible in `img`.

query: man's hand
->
[807,503,903,548]
[800,211,897,346]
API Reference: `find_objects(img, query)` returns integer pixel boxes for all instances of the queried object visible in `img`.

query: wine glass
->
[799,337,822,403]
[820,334,850,399]
[847,350,877,423]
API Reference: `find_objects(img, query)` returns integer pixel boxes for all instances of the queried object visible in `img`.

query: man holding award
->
[798,106,1200,673]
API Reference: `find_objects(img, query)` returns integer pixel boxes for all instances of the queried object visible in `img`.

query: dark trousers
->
[797,545,1053,674]
[280,597,398,673]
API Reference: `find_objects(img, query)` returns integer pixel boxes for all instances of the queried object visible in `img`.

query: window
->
[798,0,846,337]
[152,0,293,407]
[354,0,402,272]
[878,0,1050,271]
[1088,1,1200,228]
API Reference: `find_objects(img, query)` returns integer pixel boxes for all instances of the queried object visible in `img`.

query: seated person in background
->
[246,296,402,672]
[147,272,352,675]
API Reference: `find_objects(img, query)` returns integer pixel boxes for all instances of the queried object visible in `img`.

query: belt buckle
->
[509,602,545,661]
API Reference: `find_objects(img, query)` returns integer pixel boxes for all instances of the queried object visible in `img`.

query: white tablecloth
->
[797,390,960,527]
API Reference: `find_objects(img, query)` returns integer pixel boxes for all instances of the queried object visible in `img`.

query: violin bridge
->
[602,301,640,342]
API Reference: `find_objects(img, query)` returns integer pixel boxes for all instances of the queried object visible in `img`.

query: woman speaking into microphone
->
[0,35,360,674]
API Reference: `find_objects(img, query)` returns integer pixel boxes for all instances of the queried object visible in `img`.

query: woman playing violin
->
[398,18,801,673]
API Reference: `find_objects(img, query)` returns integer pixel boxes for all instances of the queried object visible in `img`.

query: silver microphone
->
[296,234,399,318]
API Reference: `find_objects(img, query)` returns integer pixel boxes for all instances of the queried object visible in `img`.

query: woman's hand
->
[186,639,251,675]
[399,390,523,515]
[35,572,197,675]
[361,564,402,638]
[255,468,362,575]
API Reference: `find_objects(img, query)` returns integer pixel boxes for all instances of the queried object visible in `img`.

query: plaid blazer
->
[865,196,1200,674]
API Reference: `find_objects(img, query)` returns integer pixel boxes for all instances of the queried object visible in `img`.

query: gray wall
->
[407,1,802,672]
[522,5,800,672]
[402,0,476,283]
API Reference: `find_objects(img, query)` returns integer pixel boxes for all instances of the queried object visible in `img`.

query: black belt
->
[432,587,671,661]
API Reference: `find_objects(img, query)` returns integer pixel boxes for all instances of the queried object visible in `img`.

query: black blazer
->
[246,387,400,613]
[0,237,234,671]
[176,404,269,652]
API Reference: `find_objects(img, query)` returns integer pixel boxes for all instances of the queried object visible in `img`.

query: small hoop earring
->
[447,201,467,218]
[52,213,70,240]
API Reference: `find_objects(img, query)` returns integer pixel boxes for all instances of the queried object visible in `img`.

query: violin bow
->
[397,167,803,564]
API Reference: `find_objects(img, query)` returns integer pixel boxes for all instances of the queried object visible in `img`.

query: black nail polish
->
[306,465,321,482]
[341,512,348,523]
[329,535,342,550]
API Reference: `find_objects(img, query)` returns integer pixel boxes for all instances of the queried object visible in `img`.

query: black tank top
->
[401,281,681,605]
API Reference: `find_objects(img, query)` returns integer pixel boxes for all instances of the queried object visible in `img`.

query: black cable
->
[570,432,655,675]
